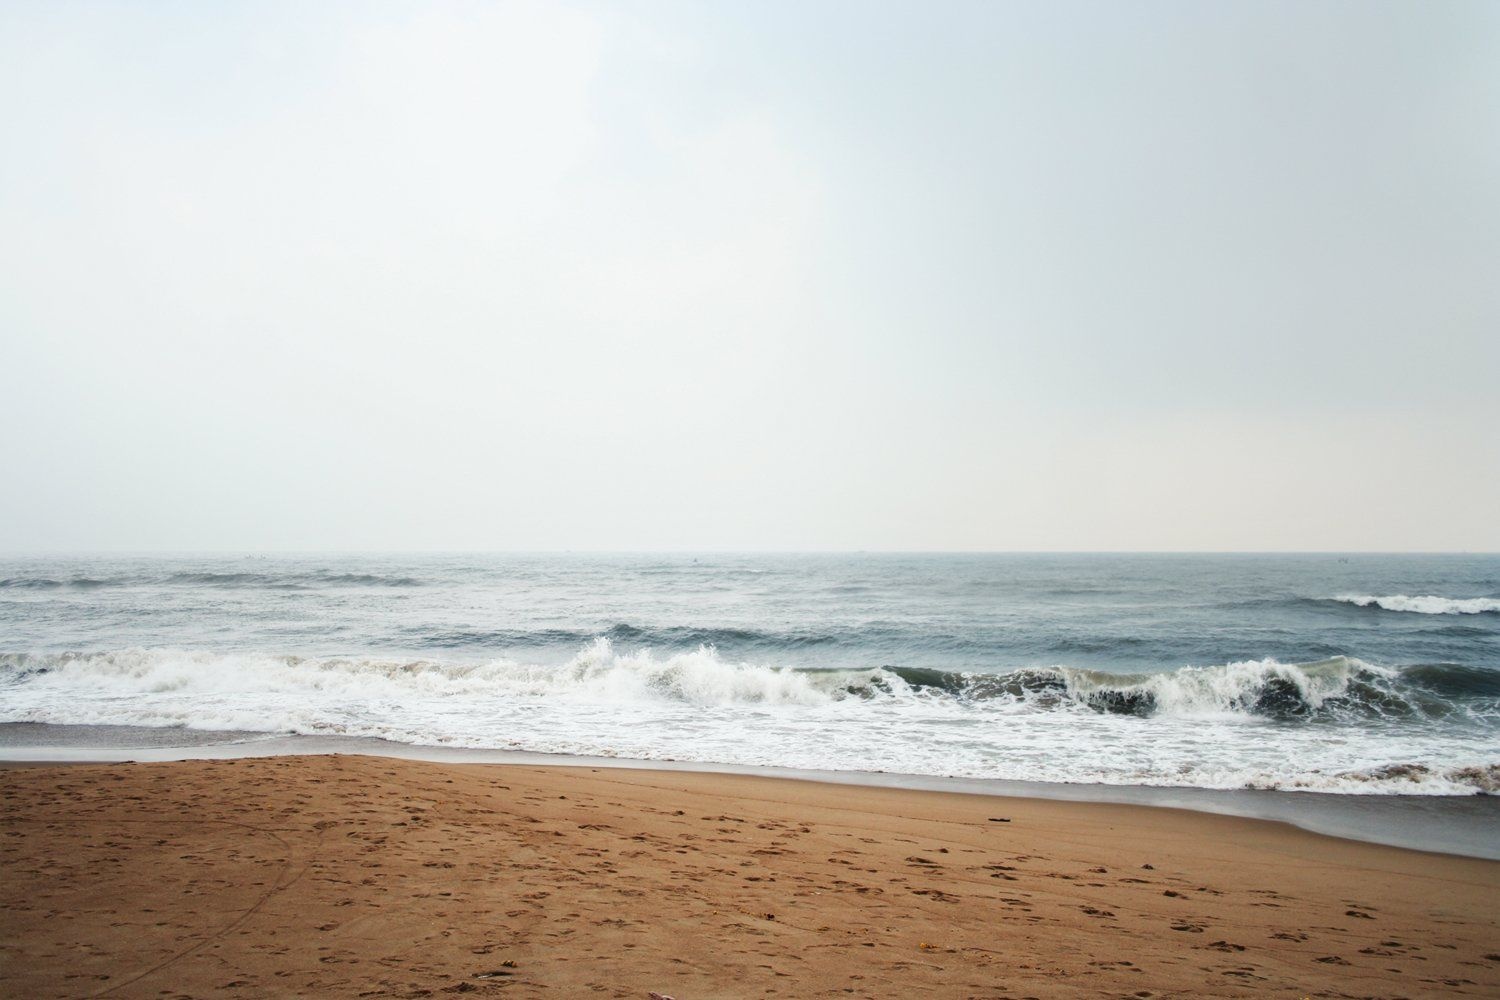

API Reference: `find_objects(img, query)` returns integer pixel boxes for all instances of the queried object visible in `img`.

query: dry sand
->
[1,755,1497,998]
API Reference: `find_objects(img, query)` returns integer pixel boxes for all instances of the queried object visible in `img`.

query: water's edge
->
[3,723,1495,861]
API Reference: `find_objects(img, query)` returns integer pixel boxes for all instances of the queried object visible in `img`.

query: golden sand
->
[2,755,1497,998]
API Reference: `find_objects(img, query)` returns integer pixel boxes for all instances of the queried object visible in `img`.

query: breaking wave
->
[3,644,1495,796]
[884,656,1498,722]
[1,644,1492,722]
[1333,594,1500,615]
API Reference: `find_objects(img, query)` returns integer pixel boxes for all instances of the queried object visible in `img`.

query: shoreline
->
[3,753,1497,998]
[3,722,1497,860]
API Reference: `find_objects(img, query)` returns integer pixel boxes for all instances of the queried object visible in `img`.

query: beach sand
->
[2,756,1496,998]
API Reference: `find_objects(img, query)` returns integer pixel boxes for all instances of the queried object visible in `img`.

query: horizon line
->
[2,549,1496,558]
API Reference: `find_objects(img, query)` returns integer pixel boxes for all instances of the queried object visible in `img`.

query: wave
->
[410,624,1157,659]
[1321,762,1500,795]
[882,657,1496,722]
[0,577,119,590]
[413,623,849,650]
[163,571,422,588]
[3,644,1494,796]
[1,645,1490,723]
[0,643,842,709]
[0,572,423,591]
[1333,594,1500,615]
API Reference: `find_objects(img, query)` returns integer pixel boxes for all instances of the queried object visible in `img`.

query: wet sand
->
[2,755,1497,998]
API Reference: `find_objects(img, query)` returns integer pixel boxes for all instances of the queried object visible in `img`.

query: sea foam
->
[3,644,1495,796]
[1334,594,1500,615]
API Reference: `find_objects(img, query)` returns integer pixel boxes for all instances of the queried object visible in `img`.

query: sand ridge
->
[1,755,1497,998]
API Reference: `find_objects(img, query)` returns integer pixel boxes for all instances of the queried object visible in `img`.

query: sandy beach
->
[1,756,1497,998]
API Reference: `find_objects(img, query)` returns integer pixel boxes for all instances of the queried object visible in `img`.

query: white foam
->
[1335,594,1500,615]
[0,641,865,705]
[1,645,1494,795]
[1057,656,1382,719]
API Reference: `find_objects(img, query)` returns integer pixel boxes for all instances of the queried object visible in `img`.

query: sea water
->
[1,553,1496,795]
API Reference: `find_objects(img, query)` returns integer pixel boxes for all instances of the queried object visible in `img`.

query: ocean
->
[1,552,1496,796]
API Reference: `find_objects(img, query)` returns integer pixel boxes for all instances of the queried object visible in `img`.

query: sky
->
[1,0,1496,552]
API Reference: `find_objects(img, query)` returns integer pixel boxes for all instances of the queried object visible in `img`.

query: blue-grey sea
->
[2,553,1496,795]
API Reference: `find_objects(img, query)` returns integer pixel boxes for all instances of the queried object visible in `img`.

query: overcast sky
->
[1,0,1496,552]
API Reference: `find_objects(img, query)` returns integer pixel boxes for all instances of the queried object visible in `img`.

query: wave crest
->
[878,656,1485,722]
[1,646,1488,724]
[2,644,1494,796]
[1333,594,1500,615]
[0,641,842,710]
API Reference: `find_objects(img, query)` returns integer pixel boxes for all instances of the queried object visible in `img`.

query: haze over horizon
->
[2,0,1496,553]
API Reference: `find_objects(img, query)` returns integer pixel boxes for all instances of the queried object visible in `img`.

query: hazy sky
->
[2,0,1496,552]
